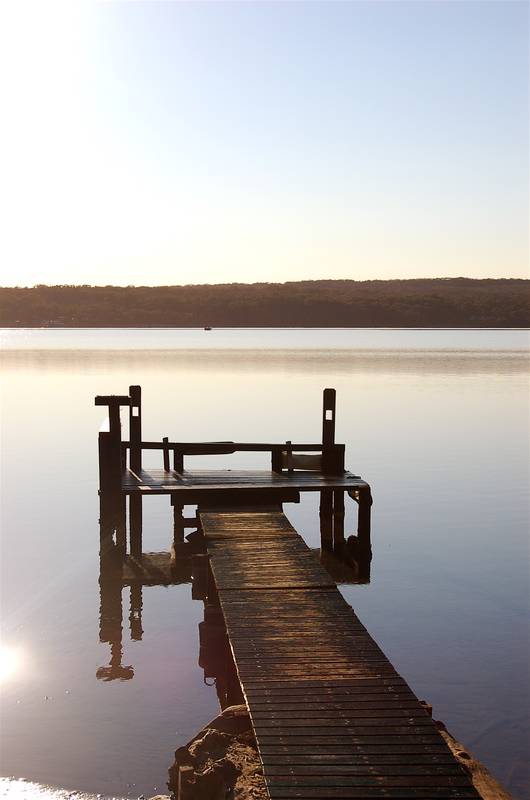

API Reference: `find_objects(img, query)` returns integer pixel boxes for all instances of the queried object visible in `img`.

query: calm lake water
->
[1,329,529,799]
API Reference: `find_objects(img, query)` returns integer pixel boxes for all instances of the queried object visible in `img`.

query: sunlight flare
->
[0,644,23,684]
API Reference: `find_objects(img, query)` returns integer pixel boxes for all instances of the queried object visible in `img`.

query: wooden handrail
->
[120,441,332,454]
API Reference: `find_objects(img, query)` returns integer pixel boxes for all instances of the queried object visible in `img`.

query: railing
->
[119,439,345,475]
[96,385,345,503]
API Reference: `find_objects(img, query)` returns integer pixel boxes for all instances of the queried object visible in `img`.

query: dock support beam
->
[358,486,372,556]
[128,385,142,472]
[319,489,333,551]
[173,501,185,546]
[96,392,131,556]
[333,489,345,553]
[128,386,143,556]
[129,494,142,557]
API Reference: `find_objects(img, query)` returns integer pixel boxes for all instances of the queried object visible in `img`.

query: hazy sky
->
[0,0,528,287]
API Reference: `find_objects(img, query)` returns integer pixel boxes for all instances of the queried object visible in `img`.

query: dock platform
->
[95,385,480,800]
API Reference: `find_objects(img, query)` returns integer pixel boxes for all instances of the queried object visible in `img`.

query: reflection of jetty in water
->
[97,504,372,685]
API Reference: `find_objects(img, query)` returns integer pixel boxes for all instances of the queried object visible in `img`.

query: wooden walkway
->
[200,509,480,800]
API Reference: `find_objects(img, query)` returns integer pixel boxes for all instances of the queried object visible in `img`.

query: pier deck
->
[121,468,368,496]
[201,509,479,800]
[96,385,482,799]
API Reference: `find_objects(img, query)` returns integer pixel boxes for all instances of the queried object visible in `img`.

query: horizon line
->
[2,276,529,290]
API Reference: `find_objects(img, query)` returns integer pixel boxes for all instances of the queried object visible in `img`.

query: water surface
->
[1,329,528,799]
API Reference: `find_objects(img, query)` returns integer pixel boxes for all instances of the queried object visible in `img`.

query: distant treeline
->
[1,279,528,328]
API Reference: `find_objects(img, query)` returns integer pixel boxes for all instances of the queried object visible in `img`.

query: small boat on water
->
[204,326,212,331]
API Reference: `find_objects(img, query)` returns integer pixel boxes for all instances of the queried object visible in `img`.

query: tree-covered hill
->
[0,279,528,327]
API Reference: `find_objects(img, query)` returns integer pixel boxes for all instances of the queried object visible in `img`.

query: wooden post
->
[173,500,185,545]
[129,494,142,557]
[128,385,142,473]
[98,430,126,554]
[116,494,127,555]
[319,489,333,551]
[98,429,122,497]
[345,486,373,581]
[271,446,282,473]
[163,436,170,471]
[173,449,184,473]
[285,441,293,473]
[333,489,345,554]
[95,394,129,515]
[322,388,336,474]
[357,486,373,560]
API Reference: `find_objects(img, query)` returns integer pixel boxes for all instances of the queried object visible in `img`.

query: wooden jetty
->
[96,386,480,800]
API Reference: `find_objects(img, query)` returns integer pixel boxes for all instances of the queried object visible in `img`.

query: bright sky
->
[0,0,528,287]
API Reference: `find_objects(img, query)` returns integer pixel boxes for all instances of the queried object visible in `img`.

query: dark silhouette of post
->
[333,488,345,553]
[96,394,130,555]
[320,389,335,551]
[128,385,142,472]
[128,385,143,557]
[358,485,373,559]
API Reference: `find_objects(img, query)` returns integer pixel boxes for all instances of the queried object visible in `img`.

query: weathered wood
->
[199,509,479,800]
[122,440,328,454]
[98,431,121,497]
[266,790,477,799]
[129,493,142,557]
[333,490,345,553]
[93,387,479,798]
[173,448,184,472]
[271,446,283,473]
[281,452,323,472]
[128,385,142,472]
[320,489,333,551]
[262,765,465,774]
[95,395,130,406]
[162,436,170,471]
[265,776,471,787]
[173,501,185,545]
[322,388,336,449]
[122,468,365,494]
[358,486,372,550]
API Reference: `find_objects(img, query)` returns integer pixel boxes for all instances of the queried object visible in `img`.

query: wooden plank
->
[252,726,439,736]
[251,708,430,719]
[257,737,454,746]
[260,755,459,765]
[249,700,420,710]
[265,776,471,787]
[263,756,462,776]
[266,790,477,799]
[242,679,404,690]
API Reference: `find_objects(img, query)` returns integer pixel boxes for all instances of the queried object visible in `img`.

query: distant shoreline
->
[2,324,529,330]
[1,279,528,328]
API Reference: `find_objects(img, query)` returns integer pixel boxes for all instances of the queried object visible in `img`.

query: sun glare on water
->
[0,644,22,684]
